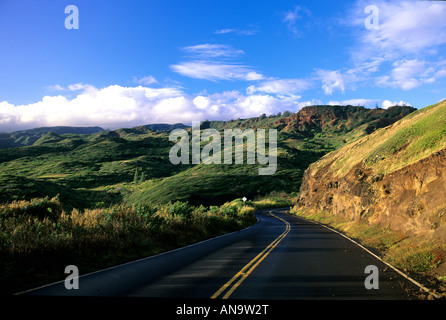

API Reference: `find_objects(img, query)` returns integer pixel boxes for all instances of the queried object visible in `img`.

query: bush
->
[0,197,257,294]
[0,196,63,221]
[167,201,193,219]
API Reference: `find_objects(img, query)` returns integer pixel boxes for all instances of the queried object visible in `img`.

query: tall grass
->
[0,196,255,294]
[249,191,298,210]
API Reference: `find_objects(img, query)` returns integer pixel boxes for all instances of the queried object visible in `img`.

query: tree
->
[133,168,139,184]
[139,170,146,183]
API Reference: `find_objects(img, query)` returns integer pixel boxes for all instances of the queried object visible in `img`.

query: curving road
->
[21,209,422,299]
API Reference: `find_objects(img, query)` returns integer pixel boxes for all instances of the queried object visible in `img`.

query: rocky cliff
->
[297,100,446,242]
[278,105,416,136]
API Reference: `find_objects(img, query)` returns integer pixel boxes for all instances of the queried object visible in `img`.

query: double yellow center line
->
[211,212,291,299]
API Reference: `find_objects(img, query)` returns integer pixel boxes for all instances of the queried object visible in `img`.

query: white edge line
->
[15,213,261,295]
[301,216,443,299]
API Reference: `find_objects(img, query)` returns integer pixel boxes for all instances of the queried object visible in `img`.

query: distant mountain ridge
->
[142,123,190,131]
[0,126,105,149]
[0,123,193,149]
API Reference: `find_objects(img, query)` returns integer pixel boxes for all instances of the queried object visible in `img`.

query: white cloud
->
[193,96,211,110]
[327,99,381,108]
[182,44,244,59]
[171,43,265,82]
[0,84,311,132]
[214,27,258,36]
[171,61,265,81]
[344,0,446,92]
[134,75,158,85]
[47,84,65,91]
[436,69,446,78]
[381,99,411,109]
[376,59,435,90]
[247,79,311,95]
[3,81,413,132]
[352,0,446,57]
[296,99,323,109]
[341,98,381,107]
[214,28,236,35]
[315,70,345,95]
[282,6,311,36]
[67,83,96,92]
[47,83,97,94]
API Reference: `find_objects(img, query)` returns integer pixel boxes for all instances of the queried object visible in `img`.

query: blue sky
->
[1,0,446,131]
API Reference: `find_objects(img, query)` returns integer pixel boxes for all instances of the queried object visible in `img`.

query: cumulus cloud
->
[0,85,189,132]
[2,80,412,132]
[0,84,310,132]
[315,70,346,95]
[381,99,412,109]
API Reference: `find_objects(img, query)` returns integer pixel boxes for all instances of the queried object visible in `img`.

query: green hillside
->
[0,126,105,149]
[312,100,446,177]
[0,105,415,209]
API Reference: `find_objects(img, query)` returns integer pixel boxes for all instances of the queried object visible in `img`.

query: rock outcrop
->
[297,100,446,242]
[298,148,446,241]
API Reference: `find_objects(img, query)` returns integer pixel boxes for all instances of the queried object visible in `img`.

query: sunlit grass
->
[312,100,446,178]
[0,196,256,294]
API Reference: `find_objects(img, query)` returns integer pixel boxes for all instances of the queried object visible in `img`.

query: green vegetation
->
[365,101,446,171]
[0,105,418,293]
[0,126,104,149]
[316,100,446,177]
[0,105,414,209]
[249,192,298,210]
[0,196,255,294]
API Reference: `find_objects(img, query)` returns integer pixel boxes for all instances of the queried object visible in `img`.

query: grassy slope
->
[0,105,416,209]
[126,105,416,206]
[0,126,104,149]
[311,100,446,178]
[125,131,324,206]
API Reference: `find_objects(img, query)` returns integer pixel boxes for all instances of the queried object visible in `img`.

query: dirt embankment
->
[297,148,446,242]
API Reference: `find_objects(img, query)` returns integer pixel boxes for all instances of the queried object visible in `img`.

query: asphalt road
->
[21,209,422,299]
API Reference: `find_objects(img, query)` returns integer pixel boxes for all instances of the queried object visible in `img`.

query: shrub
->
[0,196,257,294]
[167,201,193,219]
[0,196,63,221]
